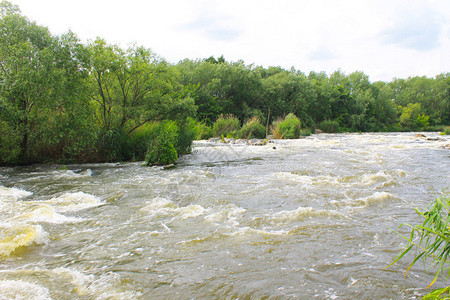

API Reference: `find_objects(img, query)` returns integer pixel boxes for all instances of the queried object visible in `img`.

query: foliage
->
[440,127,450,135]
[145,121,178,166]
[422,287,450,299]
[318,120,340,133]
[212,114,241,137]
[272,113,301,139]
[194,121,213,140]
[239,117,266,139]
[398,103,430,129]
[0,120,20,164]
[1,1,449,166]
[300,128,312,136]
[125,122,158,161]
[176,118,198,155]
[389,191,450,294]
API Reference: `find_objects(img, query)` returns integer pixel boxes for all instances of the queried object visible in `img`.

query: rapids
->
[0,132,449,299]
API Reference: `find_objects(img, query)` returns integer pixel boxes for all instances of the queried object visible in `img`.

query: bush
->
[271,113,301,139]
[440,126,450,135]
[98,129,123,162]
[145,121,178,166]
[125,122,158,161]
[318,120,340,133]
[239,116,266,139]
[300,128,312,136]
[212,114,241,137]
[194,121,213,140]
[0,121,21,165]
[176,118,198,155]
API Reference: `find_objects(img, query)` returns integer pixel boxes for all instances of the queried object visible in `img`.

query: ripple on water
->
[0,268,140,299]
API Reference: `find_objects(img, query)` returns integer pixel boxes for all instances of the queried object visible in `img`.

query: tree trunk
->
[18,118,28,164]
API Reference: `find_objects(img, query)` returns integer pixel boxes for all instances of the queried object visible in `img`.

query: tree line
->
[0,1,448,165]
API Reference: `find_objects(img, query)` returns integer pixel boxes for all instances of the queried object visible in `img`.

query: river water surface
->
[1,133,449,299]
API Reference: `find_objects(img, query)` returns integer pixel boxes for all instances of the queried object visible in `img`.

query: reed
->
[389,191,450,296]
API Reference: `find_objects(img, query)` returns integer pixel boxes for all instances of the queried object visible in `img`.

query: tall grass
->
[271,113,301,139]
[389,191,450,296]
[239,116,266,139]
[212,114,241,137]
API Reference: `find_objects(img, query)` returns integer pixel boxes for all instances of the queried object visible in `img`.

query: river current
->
[0,132,449,299]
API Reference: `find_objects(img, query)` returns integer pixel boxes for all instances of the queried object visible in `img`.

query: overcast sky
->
[10,0,450,82]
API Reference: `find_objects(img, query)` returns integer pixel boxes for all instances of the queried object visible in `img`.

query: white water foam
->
[140,197,206,220]
[45,192,104,212]
[204,204,246,225]
[52,268,140,299]
[51,169,92,179]
[0,186,33,202]
[16,204,82,224]
[270,207,344,224]
[0,280,51,300]
[0,223,48,259]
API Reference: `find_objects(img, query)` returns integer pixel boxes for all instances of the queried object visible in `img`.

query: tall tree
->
[0,1,55,163]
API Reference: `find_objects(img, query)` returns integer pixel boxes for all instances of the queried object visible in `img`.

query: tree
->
[0,1,55,163]
[398,103,430,129]
[86,38,197,161]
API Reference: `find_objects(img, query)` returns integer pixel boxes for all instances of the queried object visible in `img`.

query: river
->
[1,132,449,299]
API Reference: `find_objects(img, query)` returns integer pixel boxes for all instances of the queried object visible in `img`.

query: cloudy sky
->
[11,0,450,82]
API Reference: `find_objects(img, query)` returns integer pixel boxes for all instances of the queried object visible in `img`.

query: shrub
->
[176,118,198,155]
[239,116,266,139]
[212,114,241,137]
[440,126,450,135]
[0,121,21,165]
[194,121,213,140]
[145,121,178,166]
[318,120,340,133]
[98,129,123,162]
[125,122,158,161]
[271,113,301,139]
[300,128,312,137]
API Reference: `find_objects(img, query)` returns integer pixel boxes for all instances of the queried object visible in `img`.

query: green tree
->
[0,1,56,163]
[398,103,430,129]
[86,39,196,161]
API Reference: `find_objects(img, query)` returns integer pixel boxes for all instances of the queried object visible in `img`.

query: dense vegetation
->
[0,1,449,165]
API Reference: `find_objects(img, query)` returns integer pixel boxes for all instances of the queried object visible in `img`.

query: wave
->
[177,226,288,246]
[51,169,92,179]
[249,207,345,228]
[0,189,102,260]
[354,192,400,208]
[329,192,400,209]
[271,207,345,223]
[0,186,33,202]
[0,267,140,299]
[140,197,206,220]
[52,268,140,299]
[16,204,82,224]
[0,223,48,259]
[44,191,104,212]
[203,204,246,225]
[0,280,51,300]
